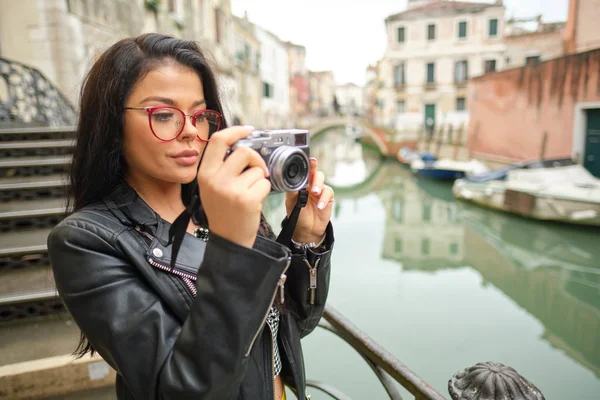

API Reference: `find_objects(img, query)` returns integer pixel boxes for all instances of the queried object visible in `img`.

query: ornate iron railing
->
[0,57,77,127]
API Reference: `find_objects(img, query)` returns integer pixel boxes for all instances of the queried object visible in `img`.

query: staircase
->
[0,125,117,399]
[0,126,75,321]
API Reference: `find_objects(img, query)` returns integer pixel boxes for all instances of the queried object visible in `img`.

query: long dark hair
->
[69,33,275,357]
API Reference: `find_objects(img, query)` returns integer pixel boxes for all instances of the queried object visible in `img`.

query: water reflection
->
[264,129,600,397]
[378,160,600,378]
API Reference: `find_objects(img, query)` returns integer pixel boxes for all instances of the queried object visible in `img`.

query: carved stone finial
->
[448,362,545,400]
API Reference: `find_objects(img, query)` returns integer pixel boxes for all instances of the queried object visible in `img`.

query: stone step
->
[42,385,116,400]
[0,354,115,400]
[0,198,66,231]
[0,139,75,158]
[0,139,75,150]
[0,287,63,322]
[0,264,54,297]
[0,155,71,177]
[0,315,80,366]
[0,126,76,142]
[0,174,67,201]
[0,227,50,258]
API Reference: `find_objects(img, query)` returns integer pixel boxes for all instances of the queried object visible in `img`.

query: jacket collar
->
[104,182,161,229]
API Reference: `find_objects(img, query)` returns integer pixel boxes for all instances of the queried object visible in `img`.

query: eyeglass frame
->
[124,105,222,142]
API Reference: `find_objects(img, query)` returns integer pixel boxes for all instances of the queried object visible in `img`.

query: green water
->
[264,129,600,400]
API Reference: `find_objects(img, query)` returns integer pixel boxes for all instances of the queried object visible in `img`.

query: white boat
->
[453,163,600,226]
[411,158,489,181]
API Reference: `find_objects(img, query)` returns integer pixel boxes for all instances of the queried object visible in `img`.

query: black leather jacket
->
[47,184,334,400]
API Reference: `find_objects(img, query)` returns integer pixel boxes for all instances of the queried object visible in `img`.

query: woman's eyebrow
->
[139,96,206,107]
[140,96,175,105]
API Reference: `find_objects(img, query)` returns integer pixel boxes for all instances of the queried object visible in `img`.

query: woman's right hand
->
[197,125,271,248]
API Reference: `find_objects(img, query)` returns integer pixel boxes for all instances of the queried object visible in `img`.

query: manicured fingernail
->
[243,125,255,130]
[312,186,321,194]
[265,168,270,177]
[310,157,317,162]
[317,201,325,210]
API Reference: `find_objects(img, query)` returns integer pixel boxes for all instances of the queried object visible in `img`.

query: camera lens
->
[269,147,309,192]
[283,154,307,187]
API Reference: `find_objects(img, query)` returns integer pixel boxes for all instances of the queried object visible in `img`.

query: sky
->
[230,0,569,86]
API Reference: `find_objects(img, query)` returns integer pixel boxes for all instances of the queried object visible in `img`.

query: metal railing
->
[0,57,77,127]
[307,305,447,400]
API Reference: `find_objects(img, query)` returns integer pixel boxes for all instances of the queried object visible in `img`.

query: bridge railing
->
[306,305,447,400]
[305,305,546,400]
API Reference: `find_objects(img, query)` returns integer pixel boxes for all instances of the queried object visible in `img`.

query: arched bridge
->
[302,117,410,157]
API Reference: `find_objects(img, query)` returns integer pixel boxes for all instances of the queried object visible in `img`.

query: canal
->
[263,128,600,399]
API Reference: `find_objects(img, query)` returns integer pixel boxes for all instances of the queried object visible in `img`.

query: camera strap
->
[168,186,309,271]
[276,189,309,247]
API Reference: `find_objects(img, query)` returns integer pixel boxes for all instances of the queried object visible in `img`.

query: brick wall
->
[467,49,600,161]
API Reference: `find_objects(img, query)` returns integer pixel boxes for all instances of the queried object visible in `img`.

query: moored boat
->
[453,161,600,226]
[411,158,489,181]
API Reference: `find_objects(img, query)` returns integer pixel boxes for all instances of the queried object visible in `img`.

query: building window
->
[395,238,403,254]
[458,21,467,39]
[397,26,405,43]
[484,59,497,73]
[454,60,468,82]
[426,62,435,83]
[394,63,406,85]
[489,18,498,37]
[392,197,403,221]
[449,242,459,255]
[421,238,430,256]
[263,82,272,98]
[397,100,406,114]
[422,203,432,221]
[526,55,541,66]
[456,97,466,111]
[427,24,436,41]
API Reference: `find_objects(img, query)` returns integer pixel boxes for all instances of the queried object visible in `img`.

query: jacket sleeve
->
[48,219,290,400]
[283,221,334,338]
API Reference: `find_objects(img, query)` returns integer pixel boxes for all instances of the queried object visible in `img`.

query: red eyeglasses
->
[124,106,222,142]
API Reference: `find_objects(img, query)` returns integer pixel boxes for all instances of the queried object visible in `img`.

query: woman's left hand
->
[285,157,334,244]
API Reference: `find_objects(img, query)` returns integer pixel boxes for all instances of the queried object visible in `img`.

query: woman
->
[48,33,334,400]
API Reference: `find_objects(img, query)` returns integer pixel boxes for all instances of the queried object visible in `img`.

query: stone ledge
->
[0,354,115,400]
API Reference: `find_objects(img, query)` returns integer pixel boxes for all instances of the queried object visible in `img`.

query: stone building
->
[308,70,335,118]
[254,26,291,128]
[232,14,262,126]
[380,0,506,130]
[0,0,242,123]
[286,42,310,127]
[334,83,364,117]
[564,0,600,54]
[503,18,565,69]
[363,64,378,121]
[466,0,600,177]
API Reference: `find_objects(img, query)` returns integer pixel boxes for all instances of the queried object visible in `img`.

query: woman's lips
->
[171,150,199,166]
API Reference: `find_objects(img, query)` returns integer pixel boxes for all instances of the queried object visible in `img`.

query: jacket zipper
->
[135,226,198,297]
[245,259,291,357]
[147,257,198,297]
[302,257,320,305]
[135,225,154,243]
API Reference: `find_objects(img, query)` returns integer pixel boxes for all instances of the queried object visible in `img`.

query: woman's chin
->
[163,171,197,185]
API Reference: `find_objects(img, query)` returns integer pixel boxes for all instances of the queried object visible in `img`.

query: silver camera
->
[230,129,310,192]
